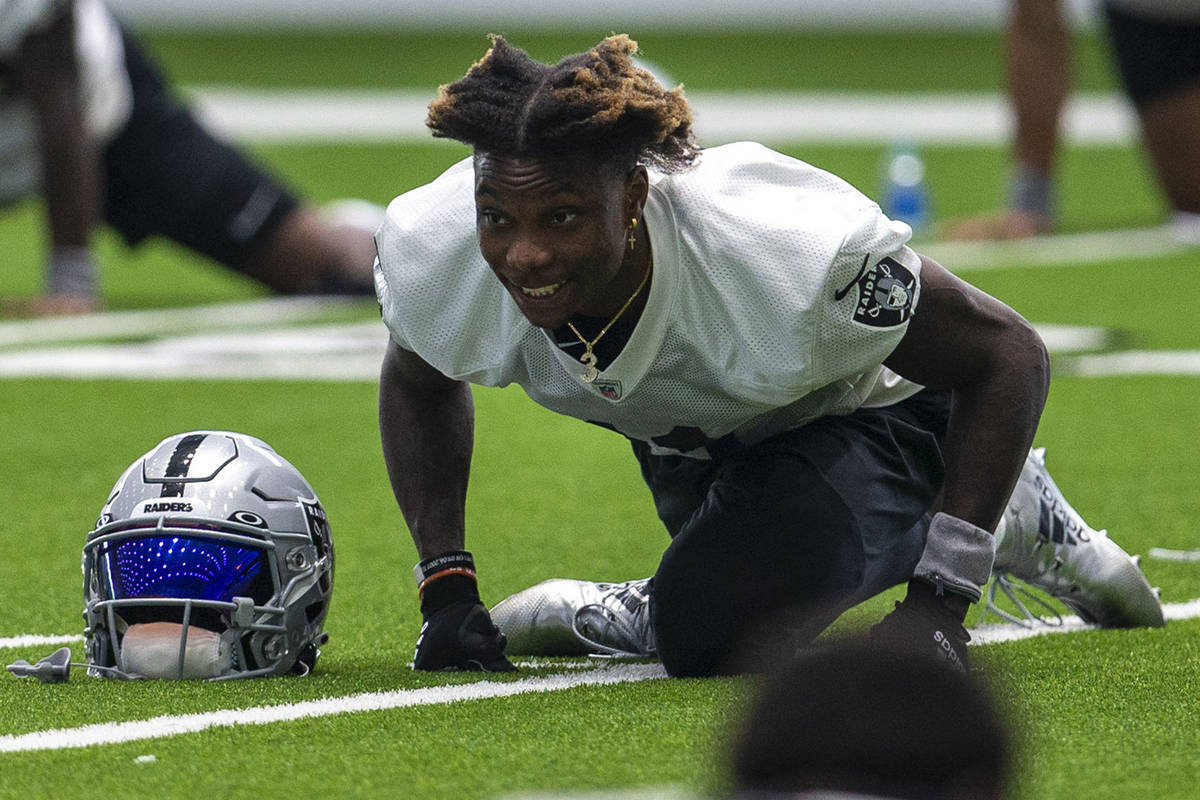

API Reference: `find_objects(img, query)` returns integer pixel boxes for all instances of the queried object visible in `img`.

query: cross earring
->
[628,218,638,251]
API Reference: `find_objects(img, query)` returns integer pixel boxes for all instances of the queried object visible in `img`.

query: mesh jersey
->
[0,0,131,206]
[376,142,925,459]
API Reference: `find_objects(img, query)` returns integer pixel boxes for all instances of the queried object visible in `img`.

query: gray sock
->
[1008,163,1055,220]
[47,247,98,297]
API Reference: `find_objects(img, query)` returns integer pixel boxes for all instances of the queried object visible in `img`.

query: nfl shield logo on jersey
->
[851,256,916,328]
[594,379,622,400]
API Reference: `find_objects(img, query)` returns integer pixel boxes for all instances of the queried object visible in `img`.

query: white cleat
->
[989,448,1165,628]
[490,578,656,658]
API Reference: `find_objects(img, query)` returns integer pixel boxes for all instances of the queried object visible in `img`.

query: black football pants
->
[631,390,950,677]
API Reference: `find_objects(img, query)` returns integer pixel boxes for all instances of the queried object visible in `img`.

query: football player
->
[0,0,377,316]
[375,35,1163,678]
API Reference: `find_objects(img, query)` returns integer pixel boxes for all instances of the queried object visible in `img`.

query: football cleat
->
[988,448,1164,628]
[489,578,656,658]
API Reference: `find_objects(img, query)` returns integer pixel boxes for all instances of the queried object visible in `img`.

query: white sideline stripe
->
[188,88,1140,146]
[926,224,1200,272]
[0,662,668,754]
[1148,547,1200,563]
[0,321,389,382]
[0,634,81,650]
[3,599,1197,753]
[972,598,1200,645]
[0,321,1114,381]
[8,595,1199,654]
[1058,350,1200,377]
[0,296,365,348]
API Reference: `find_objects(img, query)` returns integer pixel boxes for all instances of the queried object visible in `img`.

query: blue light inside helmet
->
[103,535,266,604]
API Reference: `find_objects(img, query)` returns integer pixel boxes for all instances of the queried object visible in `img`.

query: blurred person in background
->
[728,636,1013,800]
[945,0,1200,240]
[0,0,377,316]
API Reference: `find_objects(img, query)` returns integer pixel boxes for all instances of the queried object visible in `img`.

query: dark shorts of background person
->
[631,388,951,677]
[100,27,299,271]
[1103,3,1200,106]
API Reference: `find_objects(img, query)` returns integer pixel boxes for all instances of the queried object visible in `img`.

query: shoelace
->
[571,600,656,658]
[981,572,1065,628]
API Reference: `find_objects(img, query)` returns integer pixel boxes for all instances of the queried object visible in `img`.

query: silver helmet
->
[83,431,334,680]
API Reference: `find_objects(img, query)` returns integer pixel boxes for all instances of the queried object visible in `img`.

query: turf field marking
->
[0,634,81,650]
[7,597,1199,654]
[0,316,1115,380]
[0,296,364,348]
[0,321,388,381]
[1057,350,1200,377]
[7,598,1200,657]
[972,597,1200,645]
[189,88,1139,146]
[0,662,668,754]
[4,600,1198,753]
[925,223,1200,272]
[1148,547,1200,563]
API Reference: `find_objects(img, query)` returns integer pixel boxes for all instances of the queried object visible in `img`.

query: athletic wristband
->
[912,512,995,603]
[47,246,98,297]
[413,550,477,592]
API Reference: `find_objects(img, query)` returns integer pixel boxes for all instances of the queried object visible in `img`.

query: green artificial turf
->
[2,25,1199,800]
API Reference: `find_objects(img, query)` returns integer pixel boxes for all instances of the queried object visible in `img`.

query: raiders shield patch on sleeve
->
[841,255,917,328]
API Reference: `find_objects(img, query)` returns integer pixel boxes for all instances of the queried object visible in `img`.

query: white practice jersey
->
[0,0,131,206]
[376,142,925,459]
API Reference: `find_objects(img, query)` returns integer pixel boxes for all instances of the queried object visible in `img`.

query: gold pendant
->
[580,350,599,383]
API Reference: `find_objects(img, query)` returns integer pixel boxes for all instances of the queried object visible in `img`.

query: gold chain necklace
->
[566,255,652,383]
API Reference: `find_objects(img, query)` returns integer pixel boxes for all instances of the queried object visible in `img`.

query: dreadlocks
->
[426,34,699,173]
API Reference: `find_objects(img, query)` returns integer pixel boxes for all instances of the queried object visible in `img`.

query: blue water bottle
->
[881,139,931,232]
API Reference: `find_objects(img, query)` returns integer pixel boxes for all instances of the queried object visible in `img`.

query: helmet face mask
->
[83,432,334,680]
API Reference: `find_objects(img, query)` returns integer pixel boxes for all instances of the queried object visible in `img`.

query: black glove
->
[413,563,516,672]
[870,579,971,673]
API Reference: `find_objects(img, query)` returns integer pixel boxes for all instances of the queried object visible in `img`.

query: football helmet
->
[82,431,334,680]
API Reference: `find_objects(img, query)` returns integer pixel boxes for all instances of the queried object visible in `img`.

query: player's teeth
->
[520,283,562,297]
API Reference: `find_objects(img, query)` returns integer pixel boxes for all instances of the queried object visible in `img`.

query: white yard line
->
[3,599,1196,753]
[1057,350,1200,378]
[0,319,1124,381]
[188,88,1139,146]
[0,662,667,754]
[924,224,1200,272]
[0,296,364,348]
[0,321,389,381]
[0,634,81,650]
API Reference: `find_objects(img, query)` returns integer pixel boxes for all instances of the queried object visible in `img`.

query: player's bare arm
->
[378,339,474,559]
[884,254,1051,532]
[380,340,515,671]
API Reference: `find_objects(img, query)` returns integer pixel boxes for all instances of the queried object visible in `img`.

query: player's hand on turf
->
[413,559,516,672]
[414,599,516,672]
[870,579,971,672]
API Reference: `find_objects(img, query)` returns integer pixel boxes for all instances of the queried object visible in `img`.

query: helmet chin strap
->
[6,647,138,683]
